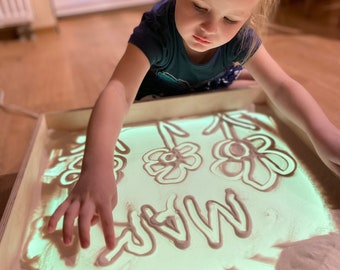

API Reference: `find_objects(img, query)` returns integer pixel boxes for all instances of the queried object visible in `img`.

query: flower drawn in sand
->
[143,121,202,184]
[45,136,130,186]
[212,135,296,191]
[204,112,296,191]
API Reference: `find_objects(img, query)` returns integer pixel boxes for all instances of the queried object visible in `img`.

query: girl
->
[48,0,340,250]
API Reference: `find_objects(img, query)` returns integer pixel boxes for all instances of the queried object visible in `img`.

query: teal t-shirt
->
[129,0,261,99]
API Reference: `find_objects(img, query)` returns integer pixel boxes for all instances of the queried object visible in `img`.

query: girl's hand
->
[312,128,340,178]
[47,170,117,250]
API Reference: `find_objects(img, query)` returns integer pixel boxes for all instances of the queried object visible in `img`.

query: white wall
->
[52,0,157,17]
[28,0,156,31]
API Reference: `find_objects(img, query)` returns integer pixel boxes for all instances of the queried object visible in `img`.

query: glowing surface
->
[20,110,336,269]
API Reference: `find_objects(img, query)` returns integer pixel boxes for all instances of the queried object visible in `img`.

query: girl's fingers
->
[47,192,117,250]
[78,201,96,249]
[47,200,71,233]
[91,214,100,226]
[98,204,115,250]
[62,200,80,245]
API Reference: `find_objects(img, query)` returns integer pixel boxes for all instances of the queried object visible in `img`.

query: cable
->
[0,89,39,119]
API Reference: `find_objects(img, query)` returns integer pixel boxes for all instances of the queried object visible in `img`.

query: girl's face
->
[175,0,258,60]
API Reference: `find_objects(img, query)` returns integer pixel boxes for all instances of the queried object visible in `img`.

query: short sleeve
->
[128,1,174,66]
[226,27,262,64]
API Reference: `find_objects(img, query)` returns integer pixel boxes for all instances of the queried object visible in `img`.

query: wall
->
[52,0,157,17]
[28,0,157,30]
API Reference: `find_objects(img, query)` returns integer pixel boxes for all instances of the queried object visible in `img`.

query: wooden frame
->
[0,88,337,269]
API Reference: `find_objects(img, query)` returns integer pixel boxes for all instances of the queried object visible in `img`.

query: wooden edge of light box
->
[44,87,267,130]
[0,88,338,269]
[0,116,49,269]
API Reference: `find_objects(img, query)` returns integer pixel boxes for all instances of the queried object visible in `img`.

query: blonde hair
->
[240,0,279,63]
[249,0,279,37]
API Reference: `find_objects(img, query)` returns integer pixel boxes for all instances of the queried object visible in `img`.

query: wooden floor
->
[0,4,339,218]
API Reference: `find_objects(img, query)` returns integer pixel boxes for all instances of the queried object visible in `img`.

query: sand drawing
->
[19,110,334,270]
[203,111,297,191]
[97,189,251,266]
[45,137,130,187]
[143,121,202,184]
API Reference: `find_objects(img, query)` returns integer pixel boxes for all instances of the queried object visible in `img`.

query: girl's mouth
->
[193,35,211,45]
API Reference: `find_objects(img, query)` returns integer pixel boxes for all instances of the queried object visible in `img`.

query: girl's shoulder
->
[129,0,176,66]
[224,27,262,64]
[143,0,175,27]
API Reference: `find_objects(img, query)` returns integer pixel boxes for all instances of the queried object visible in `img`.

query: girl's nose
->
[200,19,218,34]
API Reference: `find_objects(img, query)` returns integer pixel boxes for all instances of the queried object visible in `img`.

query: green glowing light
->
[20,111,336,270]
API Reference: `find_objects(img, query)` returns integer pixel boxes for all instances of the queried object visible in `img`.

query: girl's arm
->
[245,45,340,177]
[47,43,150,249]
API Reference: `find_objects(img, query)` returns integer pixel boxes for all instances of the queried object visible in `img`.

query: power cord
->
[0,89,39,119]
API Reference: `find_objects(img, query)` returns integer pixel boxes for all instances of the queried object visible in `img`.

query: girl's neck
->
[183,42,218,65]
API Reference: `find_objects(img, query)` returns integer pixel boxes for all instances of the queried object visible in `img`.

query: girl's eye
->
[193,3,207,12]
[224,17,237,24]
